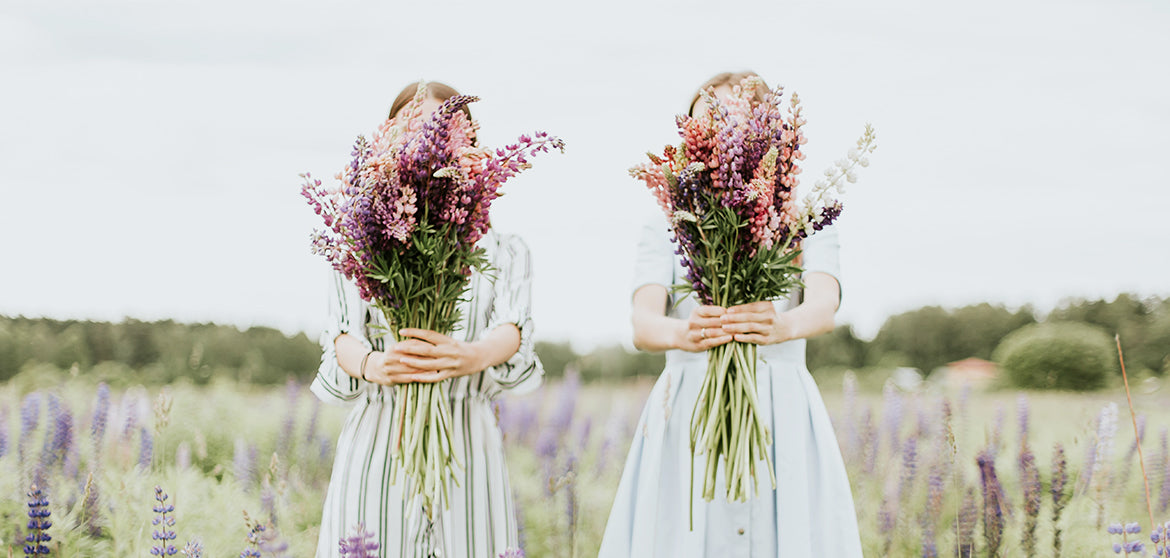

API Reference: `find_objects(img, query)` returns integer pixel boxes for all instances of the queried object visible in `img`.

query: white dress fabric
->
[598,221,863,558]
[311,229,543,558]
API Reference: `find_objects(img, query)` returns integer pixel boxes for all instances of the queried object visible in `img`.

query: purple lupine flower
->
[1108,522,1145,555]
[240,512,266,558]
[861,407,879,474]
[1019,446,1042,557]
[1017,394,1030,451]
[499,549,525,558]
[919,522,937,558]
[1120,414,1148,491]
[180,539,203,558]
[956,486,977,558]
[988,402,1005,460]
[1052,442,1069,558]
[881,382,903,454]
[338,523,379,558]
[976,451,1005,556]
[304,397,321,449]
[19,393,42,467]
[151,485,178,556]
[91,383,110,450]
[139,426,154,470]
[276,378,299,458]
[899,437,917,498]
[842,373,859,461]
[24,483,52,556]
[45,396,73,470]
[1159,428,1170,513]
[0,401,10,460]
[260,482,277,527]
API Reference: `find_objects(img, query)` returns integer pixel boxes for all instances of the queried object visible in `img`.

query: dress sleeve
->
[631,217,676,295]
[799,223,843,304]
[480,234,544,395]
[310,272,370,405]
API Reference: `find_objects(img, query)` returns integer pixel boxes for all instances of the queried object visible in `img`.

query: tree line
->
[1,293,1167,385]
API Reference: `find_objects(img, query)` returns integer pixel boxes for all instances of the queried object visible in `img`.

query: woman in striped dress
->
[311,82,543,558]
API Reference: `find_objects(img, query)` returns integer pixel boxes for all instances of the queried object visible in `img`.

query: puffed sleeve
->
[480,234,544,395]
[310,271,371,405]
[631,217,676,295]
[799,223,843,304]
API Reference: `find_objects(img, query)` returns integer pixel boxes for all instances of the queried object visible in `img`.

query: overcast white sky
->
[2,0,1167,350]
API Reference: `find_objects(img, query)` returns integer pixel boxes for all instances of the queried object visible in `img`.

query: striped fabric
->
[311,229,543,558]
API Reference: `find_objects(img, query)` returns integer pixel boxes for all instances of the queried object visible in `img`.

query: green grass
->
[2,371,1168,557]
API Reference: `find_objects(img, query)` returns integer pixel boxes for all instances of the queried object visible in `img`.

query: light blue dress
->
[598,221,863,558]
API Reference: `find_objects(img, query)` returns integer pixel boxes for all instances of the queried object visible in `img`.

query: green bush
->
[993,321,1117,390]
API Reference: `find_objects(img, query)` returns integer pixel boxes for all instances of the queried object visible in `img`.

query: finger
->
[694,305,727,318]
[394,339,441,357]
[401,370,452,384]
[690,316,727,330]
[699,334,734,349]
[400,356,458,371]
[721,321,771,335]
[720,311,772,325]
[733,333,770,345]
[399,328,451,345]
[727,301,772,313]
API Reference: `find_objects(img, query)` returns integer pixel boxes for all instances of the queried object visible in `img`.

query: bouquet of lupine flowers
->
[302,82,563,518]
[630,77,876,515]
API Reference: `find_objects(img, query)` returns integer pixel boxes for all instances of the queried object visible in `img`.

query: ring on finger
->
[700,327,708,339]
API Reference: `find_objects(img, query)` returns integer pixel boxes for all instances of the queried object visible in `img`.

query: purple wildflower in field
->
[499,548,525,558]
[897,437,917,503]
[45,396,73,470]
[1150,521,1170,557]
[20,393,41,465]
[305,397,321,448]
[550,369,580,437]
[24,484,52,556]
[240,513,266,558]
[0,401,9,459]
[1017,394,1030,450]
[319,437,332,464]
[121,391,141,442]
[180,539,203,558]
[139,426,154,470]
[261,482,278,527]
[92,382,110,450]
[338,523,379,558]
[988,402,1005,459]
[956,486,977,558]
[919,523,937,558]
[1108,522,1145,555]
[277,378,299,458]
[176,441,191,470]
[861,407,878,474]
[1160,428,1170,513]
[1052,442,1070,557]
[881,381,903,453]
[1120,414,1148,491]
[1019,446,1042,557]
[151,485,178,556]
[976,451,1005,556]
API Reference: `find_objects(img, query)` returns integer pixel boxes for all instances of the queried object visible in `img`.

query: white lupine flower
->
[836,158,849,169]
[859,157,870,168]
[815,179,828,189]
[848,148,860,160]
[824,168,835,177]
[672,210,698,224]
[846,170,858,183]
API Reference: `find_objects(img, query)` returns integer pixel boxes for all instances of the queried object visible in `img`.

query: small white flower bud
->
[859,158,870,168]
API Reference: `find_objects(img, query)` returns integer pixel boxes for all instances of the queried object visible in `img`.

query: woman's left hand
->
[392,328,488,383]
[720,301,795,346]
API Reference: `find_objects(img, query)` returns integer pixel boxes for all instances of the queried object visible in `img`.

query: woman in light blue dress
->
[598,72,864,558]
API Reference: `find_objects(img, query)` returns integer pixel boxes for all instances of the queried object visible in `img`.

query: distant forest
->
[1,294,1167,385]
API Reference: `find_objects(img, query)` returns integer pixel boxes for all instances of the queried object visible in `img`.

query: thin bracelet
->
[359,350,374,381]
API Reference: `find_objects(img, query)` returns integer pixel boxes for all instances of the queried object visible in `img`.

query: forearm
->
[777,272,839,341]
[632,310,687,353]
[472,323,522,370]
[333,333,372,379]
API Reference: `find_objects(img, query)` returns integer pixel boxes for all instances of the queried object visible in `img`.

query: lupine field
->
[4,367,1170,557]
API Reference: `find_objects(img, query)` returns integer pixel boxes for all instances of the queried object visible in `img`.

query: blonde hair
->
[688,71,769,116]
[388,81,471,120]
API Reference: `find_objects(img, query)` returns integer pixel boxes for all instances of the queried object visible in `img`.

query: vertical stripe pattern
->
[311,229,543,558]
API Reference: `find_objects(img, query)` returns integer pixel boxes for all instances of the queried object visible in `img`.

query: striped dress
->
[311,229,543,558]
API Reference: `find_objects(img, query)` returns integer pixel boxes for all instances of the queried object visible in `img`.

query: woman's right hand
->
[674,305,734,352]
[360,345,430,385]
